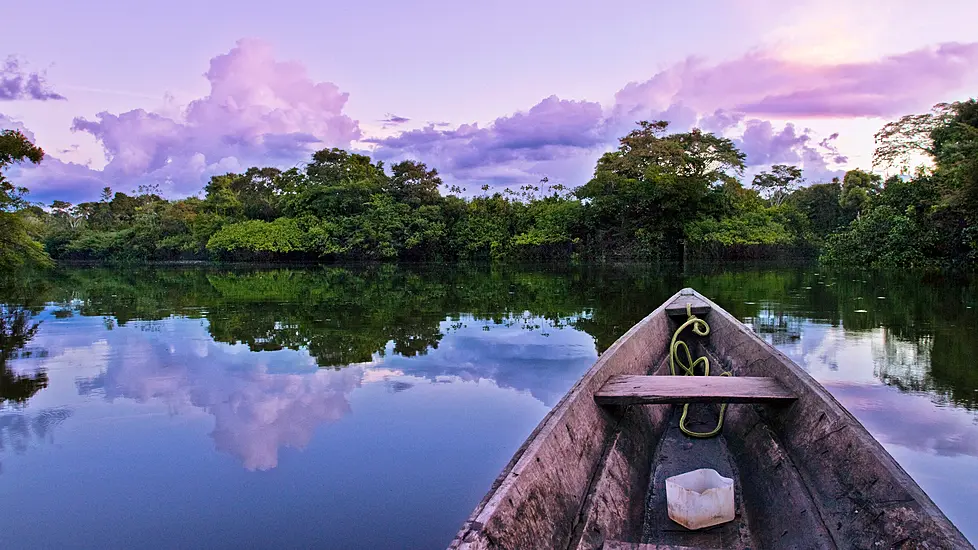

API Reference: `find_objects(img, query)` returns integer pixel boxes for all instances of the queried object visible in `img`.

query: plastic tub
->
[665,468,735,530]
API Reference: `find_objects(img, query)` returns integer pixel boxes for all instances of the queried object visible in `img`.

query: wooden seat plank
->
[594,375,796,406]
[665,295,710,318]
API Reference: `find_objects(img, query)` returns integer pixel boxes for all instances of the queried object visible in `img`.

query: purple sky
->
[2,0,977,203]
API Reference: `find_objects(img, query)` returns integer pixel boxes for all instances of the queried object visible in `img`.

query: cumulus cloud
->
[1,114,109,204]
[12,156,111,205]
[0,57,65,101]
[0,113,36,141]
[69,39,361,197]
[373,42,978,190]
[369,95,609,188]
[734,119,848,178]
[19,40,978,199]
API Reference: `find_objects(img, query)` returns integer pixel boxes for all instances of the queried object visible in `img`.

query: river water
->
[1,264,975,548]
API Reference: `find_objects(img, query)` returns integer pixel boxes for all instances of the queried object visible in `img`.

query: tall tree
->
[387,160,442,207]
[752,164,803,206]
[839,169,882,220]
[576,121,746,258]
[0,130,50,268]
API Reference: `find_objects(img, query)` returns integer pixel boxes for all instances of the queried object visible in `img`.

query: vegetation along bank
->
[1,98,976,269]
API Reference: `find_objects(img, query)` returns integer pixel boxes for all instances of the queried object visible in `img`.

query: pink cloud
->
[734,119,847,175]
[373,43,978,189]
[368,95,608,187]
[617,42,978,118]
[70,39,361,197]
[15,40,978,200]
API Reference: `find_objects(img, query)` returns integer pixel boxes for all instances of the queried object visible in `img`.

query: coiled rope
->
[669,303,730,438]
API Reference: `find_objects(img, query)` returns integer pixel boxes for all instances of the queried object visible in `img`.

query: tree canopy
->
[3,97,977,269]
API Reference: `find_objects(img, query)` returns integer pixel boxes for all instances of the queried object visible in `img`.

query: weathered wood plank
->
[449,289,684,550]
[594,375,796,405]
[570,357,672,550]
[449,287,971,550]
[665,294,710,318]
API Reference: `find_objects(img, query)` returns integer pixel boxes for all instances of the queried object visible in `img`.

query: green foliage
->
[687,210,792,247]
[839,169,882,220]
[752,164,803,206]
[823,98,978,268]
[787,180,844,240]
[821,207,934,268]
[0,212,52,269]
[575,121,747,259]
[21,99,978,268]
[0,130,51,268]
[206,218,306,258]
[449,194,520,260]
[512,197,581,253]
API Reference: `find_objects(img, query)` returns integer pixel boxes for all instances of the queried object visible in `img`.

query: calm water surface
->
[1,264,976,548]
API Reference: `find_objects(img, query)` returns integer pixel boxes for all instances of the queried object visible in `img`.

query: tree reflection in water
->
[2,264,977,411]
[1,306,48,407]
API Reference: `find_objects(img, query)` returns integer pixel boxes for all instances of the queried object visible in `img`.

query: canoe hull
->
[449,289,971,550]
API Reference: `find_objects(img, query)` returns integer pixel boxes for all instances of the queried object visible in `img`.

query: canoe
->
[449,288,971,549]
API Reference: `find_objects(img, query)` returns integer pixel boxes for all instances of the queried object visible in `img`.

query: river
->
[1,264,975,548]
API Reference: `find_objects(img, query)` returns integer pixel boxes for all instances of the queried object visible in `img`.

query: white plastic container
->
[665,468,735,530]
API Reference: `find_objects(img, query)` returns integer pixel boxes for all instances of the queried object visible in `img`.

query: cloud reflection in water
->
[74,328,365,471]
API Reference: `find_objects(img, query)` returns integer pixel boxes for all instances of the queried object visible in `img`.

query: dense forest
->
[1,98,976,268]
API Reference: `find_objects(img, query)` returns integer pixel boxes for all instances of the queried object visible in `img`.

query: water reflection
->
[0,408,72,472]
[825,383,978,458]
[1,265,976,423]
[0,264,976,546]
[0,306,48,407]
[67,326,363,471]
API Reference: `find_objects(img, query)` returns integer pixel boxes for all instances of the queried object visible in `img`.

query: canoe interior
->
[449,289,971,550]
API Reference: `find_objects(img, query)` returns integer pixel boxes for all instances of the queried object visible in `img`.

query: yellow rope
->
[669,303,730,438]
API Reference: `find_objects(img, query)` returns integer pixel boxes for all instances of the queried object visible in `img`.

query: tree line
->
[1,98,976,268]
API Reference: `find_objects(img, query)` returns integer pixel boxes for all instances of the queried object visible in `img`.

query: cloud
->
[1,114,110,204]
[0,113,36,141]
[369,95,609,188]
[69,39,361,198]
[728,120,849,181]
[615,42,978,119]
[13,157,111,205]
[371,43,978,189]
[21,40,978,199]
[381,113,410,128]
[696,109,745,134]
[0,57,66,101]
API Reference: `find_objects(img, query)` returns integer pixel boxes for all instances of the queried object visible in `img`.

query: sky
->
[1,0,977,204]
